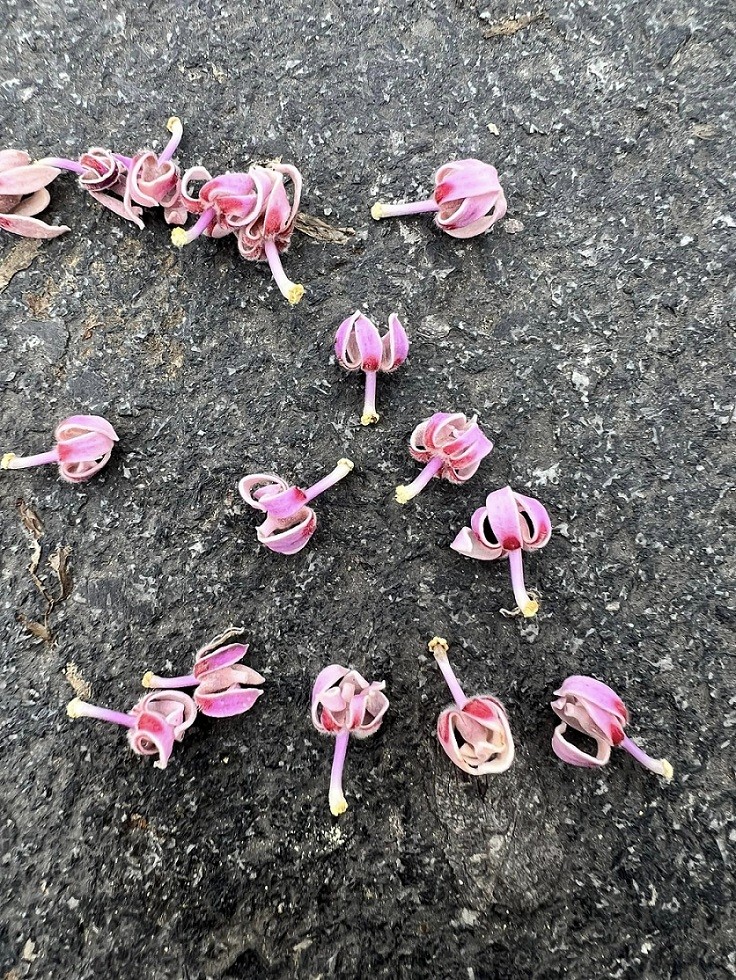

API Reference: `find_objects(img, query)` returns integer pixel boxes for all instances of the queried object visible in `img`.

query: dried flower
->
[142,627,264,718]
[551,675,673,779]
[429,636,514,775]
[2,414,118,483]
[451,486,551,617]
[371,159,507,238]
[395,412,493,503]
[173,162,304,304]
[67,689,197,769]
[311,664,389,816]
[40,147,144,227]
[0,150,70,239]
[335,311,409,425]
[239,458,354,554]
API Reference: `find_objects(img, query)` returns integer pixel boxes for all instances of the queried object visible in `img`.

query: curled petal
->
[484,486,525,552]
[552,722,611,768]
[553,675,629,724]
[127,714,176,769]
[12,187,51,217]
[238,473,290,512]
[335,311,383,373]
[311,664,350,731]
[131,690,197,741]
[437,695,514,775]
[380,313,409,372]
[256,508,317,555]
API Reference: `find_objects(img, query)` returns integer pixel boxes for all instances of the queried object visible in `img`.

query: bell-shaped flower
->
[2,414,118,483]
[123,116,187,225]
[39,147,144,227]
[335,311,409,425]
[311,664,389,816]
[0,150,70,239]
[173,162,305,304]
[451,486,551,617]
[142,627,265,718]
[239,458,354,555]
[371,159,507,239]
[67,689,197,770]
[395,412,493,503]
[429,636,514,775]
[551,675,673,779]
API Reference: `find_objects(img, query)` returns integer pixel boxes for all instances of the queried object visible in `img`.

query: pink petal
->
[238,473,291,512]
[57,430,116,463]
[0,164,61,195]
[0,213,70,238]
[513,490,552,549]
[552,723,611,768]
[12,187,50,217]
[88,190,145,229]
[194,642,249,676]
[195,686,263,718]
[256,508,317,555]
[311,664,349,731]
[484,486,524,551]
[380,313,410,372]
[0,150,31,172]
[554,676,629,724]
[55,415,119,443]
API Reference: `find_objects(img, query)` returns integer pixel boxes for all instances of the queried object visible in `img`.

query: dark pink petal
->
[484,486,524,552]
[379,313,410,372]
[195,686,263,718]
[194,641,249,676]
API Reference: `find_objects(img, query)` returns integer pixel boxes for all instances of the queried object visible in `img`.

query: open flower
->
[1,414,118,483]
[451,486,551,617]
[142,626,264,718]
[335,311,409,425]
[0,150,70,239]
[239,458,354,555]
[371,159,507,239]
[311,664,389,816]
[551,675,673,779]
[395,412,493,503]
[67,689,197,769]
[40,147,143,227]
[173,162,304,304]
[123,116,187,225]
[429,636,514,775]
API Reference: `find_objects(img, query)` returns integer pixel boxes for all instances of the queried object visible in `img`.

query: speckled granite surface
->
[0,1,734,977]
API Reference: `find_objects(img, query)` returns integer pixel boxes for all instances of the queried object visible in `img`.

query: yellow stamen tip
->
[171,227,189,248]
[661,759,674,781]
[285,283,305,305]
[521,599,540,618]
[428,636,449,659]
[141,671,154,689]
[361,411,379,426]
[330,798,348,817]
[1,452,16,470]
[166,116,182,132]
[371,203,384,220]
[337,458,354,472]
[394,485,412,504]
[66,698,82,719]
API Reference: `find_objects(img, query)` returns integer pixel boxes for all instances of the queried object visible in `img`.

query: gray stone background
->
[0,0,734,977]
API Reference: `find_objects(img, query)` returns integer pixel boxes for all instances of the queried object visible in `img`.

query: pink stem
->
[145,672,197,689]
[620,736,673,779]
[329,730,350,815]
[5,448,60,469]
[436,655,468,709]
[158,118,182,165]
[184,206,216,242]
[362,371,378,424]
[70,701,135,728]
[114,154,134,169]
[397,455,444,501]
[264,240,303,304]
[508,548,538,617]
[376,199,440,218]
[39,156,86,175]
[302,459,353,506]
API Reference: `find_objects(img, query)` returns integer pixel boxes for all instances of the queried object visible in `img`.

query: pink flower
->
[142,626,265,718]
[451,486,551,617]
[429,636,514,775]
[238,458,354,555]
[67,689,197,770]
[371,158,507,239]
[335,311,409,425]
[124,116,187,225]
[395,412,493,503]
[551,676,673,779]
[1,414,118,483]
[40,147,144,227]
[311,664,389,816]
[173,161,305,305]
[0,150,70,239]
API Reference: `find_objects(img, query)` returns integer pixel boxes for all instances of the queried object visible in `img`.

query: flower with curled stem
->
[142,626,264,717]
[2,414,118,483]
[451,486,551,617]
[335,311,409,425]
[67,690,197,769]
[238,458,354,555]
[372,159,507,239]
[123,116,188,225]
[172,161,304,304]
[395,412,493,504]
[40,147,144,227]
[311,664,389,816]
[551,675,673,780]
[429,636,514,775]
[0,150,70,239]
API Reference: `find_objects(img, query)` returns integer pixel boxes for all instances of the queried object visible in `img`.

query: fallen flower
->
[551,675,674,779]
[239,458,354,554]
[142,626,264,718]
[451,485,551,617]
[311,664,389,816]
[67,689,197,769]
[2,414,118,483]
[335,311,409,425]
[124,116,187,225]
[173,162,305,304]
[395,412,492,503]
[40,147,144,227]
[371,159,507,238]
[429,636,514,775]
[0,150,70,239]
